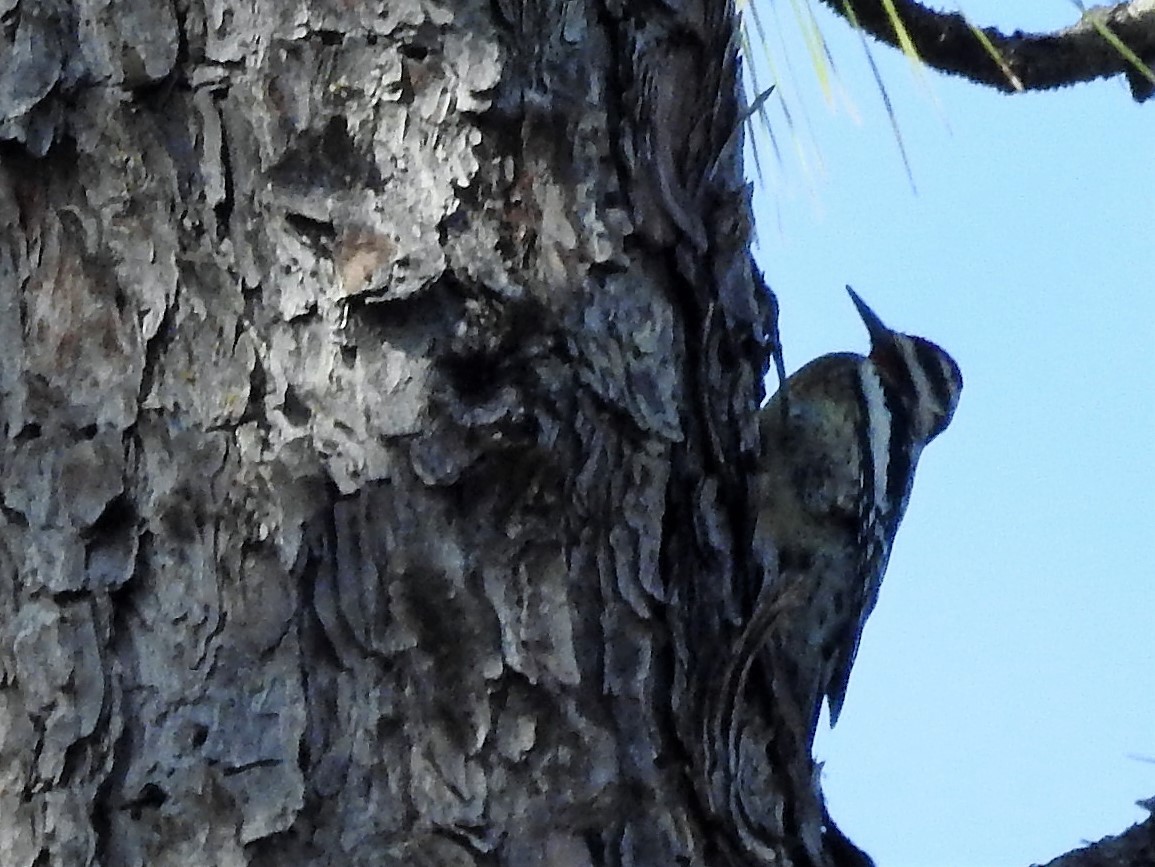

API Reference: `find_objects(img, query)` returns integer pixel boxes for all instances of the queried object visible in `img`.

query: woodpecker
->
[754,287,962,739]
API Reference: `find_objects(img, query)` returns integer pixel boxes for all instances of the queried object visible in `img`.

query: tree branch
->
[1041,809,1155,867]
[817,0,1155,101]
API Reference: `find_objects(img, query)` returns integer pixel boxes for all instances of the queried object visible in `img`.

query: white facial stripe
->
[896,336,936,439]
[859,361,890,517]
[937,353,961,408]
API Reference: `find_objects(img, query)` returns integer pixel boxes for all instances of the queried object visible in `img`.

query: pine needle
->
[964,19,1024,92]
[839,0,917,190]
[1070,0,1155,87]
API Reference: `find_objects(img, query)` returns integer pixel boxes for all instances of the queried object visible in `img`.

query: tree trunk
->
[0,2,1150,866]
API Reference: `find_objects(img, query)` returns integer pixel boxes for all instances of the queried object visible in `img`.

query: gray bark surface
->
[0,1,1149,866]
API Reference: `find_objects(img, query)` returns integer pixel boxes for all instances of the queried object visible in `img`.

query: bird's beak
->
[846,286,891,348]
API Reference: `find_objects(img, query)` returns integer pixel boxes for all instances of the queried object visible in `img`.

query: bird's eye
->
[870,341,906,385]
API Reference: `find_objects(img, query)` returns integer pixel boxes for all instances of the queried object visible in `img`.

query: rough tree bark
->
[0,1,1151,866]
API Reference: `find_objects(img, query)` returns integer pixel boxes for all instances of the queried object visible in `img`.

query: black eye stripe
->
[876,340,916,398]
[854,361,914,528]
[912,338,956,410]
[881,374,913,514]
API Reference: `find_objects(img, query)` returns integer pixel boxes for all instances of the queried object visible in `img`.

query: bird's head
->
[847,286,963,444]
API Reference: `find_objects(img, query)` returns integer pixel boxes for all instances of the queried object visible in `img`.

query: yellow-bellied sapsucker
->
[755,287,963,739]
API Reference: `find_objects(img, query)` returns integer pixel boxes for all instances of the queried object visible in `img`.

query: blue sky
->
[743,2,1155,866]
